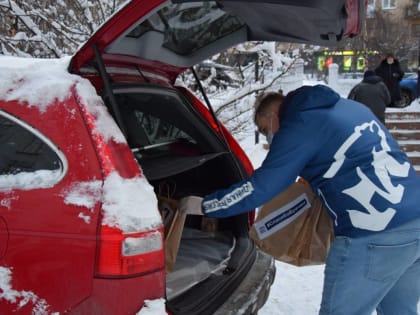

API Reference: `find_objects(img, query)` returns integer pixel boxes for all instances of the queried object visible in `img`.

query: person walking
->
[180,85,420,315]
[375,53,405,107]
[347,69,391,123]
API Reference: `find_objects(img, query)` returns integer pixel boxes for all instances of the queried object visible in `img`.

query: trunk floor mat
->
[166,228,234,300]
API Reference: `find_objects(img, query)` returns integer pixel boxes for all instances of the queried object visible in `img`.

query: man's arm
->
[201,121,319,218]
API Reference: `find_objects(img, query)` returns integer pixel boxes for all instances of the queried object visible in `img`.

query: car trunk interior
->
[110,84,256,313]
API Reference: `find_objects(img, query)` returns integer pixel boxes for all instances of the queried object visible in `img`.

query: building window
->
[367,0,376,17]
[382,0,396,9]
[412,24,420,37]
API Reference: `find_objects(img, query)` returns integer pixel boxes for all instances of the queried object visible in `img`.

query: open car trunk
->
[67,1,366,313]
[111,84,259,314]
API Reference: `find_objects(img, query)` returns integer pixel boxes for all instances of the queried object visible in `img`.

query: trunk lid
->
[69,0,366,81]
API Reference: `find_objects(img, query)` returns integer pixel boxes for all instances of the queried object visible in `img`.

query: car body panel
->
[0,94,103,312]
[0,217,7,260]
[0,83,165,314]
[399,73,418,107]
[213,249,275,315]
[69,272,165,314]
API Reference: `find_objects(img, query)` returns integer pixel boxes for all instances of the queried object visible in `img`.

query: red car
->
[0,1,366,314]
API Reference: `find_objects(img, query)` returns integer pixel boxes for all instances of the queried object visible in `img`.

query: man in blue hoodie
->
[180,85,420,315]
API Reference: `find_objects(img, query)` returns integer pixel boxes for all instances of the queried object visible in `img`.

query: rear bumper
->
[69,269,165,315]
[213,249,276,315]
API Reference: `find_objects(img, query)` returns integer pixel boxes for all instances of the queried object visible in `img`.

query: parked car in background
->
[399,72,418,107]
[0,0,366,314]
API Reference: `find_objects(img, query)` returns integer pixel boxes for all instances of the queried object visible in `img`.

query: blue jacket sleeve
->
[202,120,318,218]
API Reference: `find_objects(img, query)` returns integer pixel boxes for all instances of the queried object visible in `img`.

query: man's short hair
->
[254,91,284,124]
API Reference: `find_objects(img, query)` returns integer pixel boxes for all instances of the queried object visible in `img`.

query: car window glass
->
[0,114,62,176]
[126,2,244,55]
[133,110,196,146]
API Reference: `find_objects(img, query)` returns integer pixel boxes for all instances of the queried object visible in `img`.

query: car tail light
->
[78,101,141,178]
[98,139,142,178]
[79,104,165,276]
[96,225,164,277]
[91,137,165,277]
[92,137,165,277]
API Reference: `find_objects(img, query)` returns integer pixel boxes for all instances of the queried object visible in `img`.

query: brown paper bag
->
[158,196,186,273]
[249,181,334,266]
[164,209,186,273]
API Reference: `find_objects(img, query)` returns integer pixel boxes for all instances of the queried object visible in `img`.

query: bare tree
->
[0,0,125,57]
[368,10,414,65]
[0,3,302,141]
[338,9,416,69]
[180,43,301,139]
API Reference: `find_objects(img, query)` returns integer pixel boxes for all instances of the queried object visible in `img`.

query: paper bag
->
[249,181,334,266]
[158,196,186,273]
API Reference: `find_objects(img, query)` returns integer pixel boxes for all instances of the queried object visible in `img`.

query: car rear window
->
[126,2,244,55]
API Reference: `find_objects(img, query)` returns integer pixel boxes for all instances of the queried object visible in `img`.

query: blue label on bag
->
[254,193,310,240]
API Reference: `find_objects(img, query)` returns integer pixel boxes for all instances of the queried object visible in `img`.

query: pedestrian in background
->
[375,53,404,107]
[348,69,391,123]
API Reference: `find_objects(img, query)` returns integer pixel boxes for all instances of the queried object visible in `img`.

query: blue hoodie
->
[202,85,420,237]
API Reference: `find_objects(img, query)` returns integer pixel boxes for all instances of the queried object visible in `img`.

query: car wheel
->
[398,89,412,108]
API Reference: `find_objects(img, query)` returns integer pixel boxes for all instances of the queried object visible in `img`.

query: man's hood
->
[283,85,341,115]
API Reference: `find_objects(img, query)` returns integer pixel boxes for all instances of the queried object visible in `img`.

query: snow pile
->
[0,56,75,112]
[101,172,160,232]
[0,169,62,191]
[0,55,125,143]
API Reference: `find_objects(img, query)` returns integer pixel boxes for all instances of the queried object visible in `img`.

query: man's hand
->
[179,196,204,215]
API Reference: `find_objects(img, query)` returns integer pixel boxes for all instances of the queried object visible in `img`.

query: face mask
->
[266,115,274,145]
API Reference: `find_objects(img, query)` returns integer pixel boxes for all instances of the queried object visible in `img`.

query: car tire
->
[398,89,412,108]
